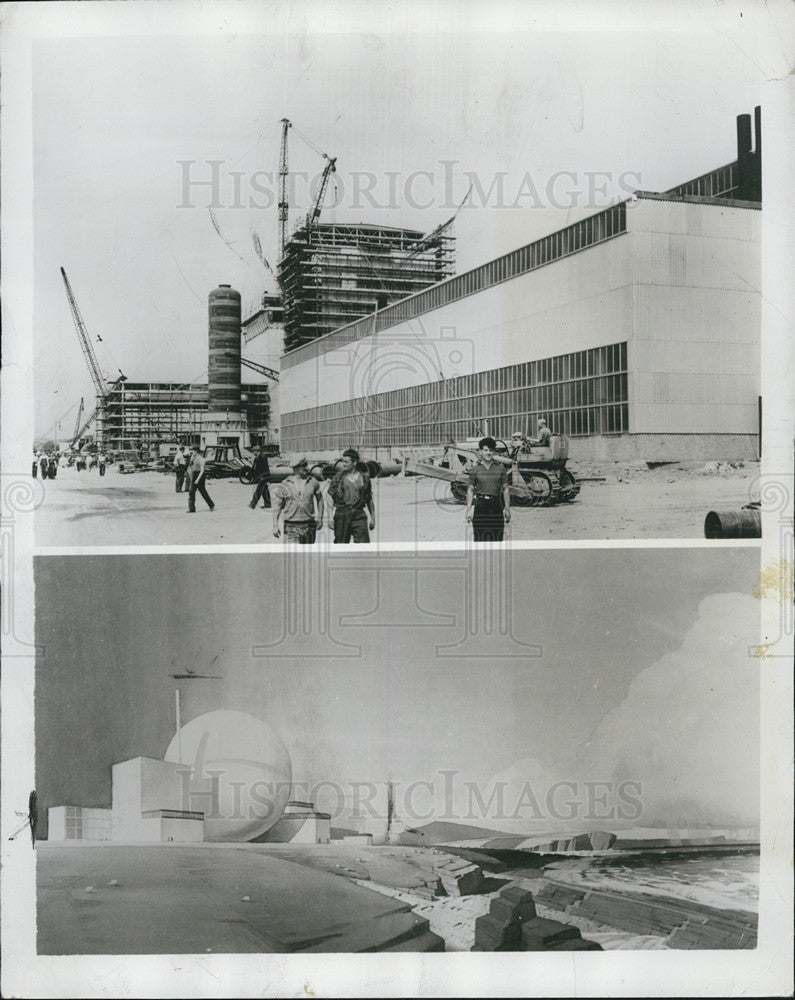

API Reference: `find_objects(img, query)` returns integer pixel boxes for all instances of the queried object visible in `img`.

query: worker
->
[509,430,527,460]
[272,455,325,544]
[328,448,375,543]
[32,452,39,478]
[248,446,272,509]
[97,451,107,476]
[465,436,511,542]
[173,445,189,493]
[530,418,552,447]
[186,445,214,513]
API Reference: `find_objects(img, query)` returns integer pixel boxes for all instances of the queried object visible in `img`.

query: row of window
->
[284,404,629,451]
[283,202,628,369]
[665,162,736,200]
[283,343,629,450]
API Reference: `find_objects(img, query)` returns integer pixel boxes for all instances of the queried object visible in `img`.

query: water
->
[543,849,759,913]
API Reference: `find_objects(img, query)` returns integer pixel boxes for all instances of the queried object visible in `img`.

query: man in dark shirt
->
[248,446,272,509]
[328,448,375,543]
[465,436,511,542]
[186,446,215,513]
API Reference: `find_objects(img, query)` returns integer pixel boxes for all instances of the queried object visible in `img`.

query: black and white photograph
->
[25,5,773,548]
[1,2,793,998]
[34,549,761,955]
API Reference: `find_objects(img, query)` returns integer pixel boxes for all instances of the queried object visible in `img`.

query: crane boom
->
[277,118,292,262]
[60,267,106,396]
[307,156,337,228]
[227,351,280,382]
[73,398,85,441]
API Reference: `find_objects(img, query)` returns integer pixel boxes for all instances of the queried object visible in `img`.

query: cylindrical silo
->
[208,284,242,411]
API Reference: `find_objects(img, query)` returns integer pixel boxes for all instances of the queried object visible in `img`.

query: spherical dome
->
[164,710,292,842]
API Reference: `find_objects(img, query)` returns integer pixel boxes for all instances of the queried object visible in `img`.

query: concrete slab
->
[37,843,439,954]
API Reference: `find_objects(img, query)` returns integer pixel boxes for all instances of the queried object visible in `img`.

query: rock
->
[241,896,251,902]
[521,916,582,950]
[107,880,119,886]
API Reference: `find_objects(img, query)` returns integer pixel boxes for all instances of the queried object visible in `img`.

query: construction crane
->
[73,398,85,442]
[405,183,471,259]
[277,118,292,262]
[306,154,336,230]
[226,350,280,383]
[60,267,106,398]
[60,267,126,447]
[277,118,337,259]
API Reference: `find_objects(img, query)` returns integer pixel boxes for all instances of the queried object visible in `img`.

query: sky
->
[35,546,761,835]
[30,11,770,436]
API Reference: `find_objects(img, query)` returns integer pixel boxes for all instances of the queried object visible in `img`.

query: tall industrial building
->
[280,110,762,462]
[101,285,273,451]
[278,222,455,352]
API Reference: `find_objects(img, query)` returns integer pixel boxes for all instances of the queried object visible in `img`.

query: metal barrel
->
[208,284,242,411]
[704,508,761,539]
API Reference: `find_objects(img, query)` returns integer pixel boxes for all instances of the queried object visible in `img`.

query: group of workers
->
[261,448,375,544]
[171,444,375,543]
[169,416,553,543]
[32,452,58,479]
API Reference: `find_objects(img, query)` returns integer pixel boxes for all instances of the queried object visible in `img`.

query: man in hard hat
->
[533,418,552,446]
[272,454,324,543]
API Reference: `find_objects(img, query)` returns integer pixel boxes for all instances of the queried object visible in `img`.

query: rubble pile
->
[472,883,602,952]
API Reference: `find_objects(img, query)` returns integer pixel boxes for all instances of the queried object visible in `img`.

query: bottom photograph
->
[34,547,760,954]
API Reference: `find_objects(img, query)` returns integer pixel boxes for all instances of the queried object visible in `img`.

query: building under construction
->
[278,222,455,352]
[281,109,763,462]
[100,381,271,452]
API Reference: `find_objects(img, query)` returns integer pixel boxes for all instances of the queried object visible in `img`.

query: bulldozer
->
[405,435,580,506]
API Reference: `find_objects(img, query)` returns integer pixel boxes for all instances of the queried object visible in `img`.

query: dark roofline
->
[635,191,761,210]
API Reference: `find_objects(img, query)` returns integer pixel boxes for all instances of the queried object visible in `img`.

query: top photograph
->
[32,29,764,547]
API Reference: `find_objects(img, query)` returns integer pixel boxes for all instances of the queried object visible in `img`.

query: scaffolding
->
[101,382,270,452]
[278,223,455,353]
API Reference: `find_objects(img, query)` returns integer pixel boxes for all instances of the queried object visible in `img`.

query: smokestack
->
[208,284,242,412]
[736,108,761,203]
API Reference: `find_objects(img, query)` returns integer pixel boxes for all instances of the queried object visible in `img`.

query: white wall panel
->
[629,202,760,434]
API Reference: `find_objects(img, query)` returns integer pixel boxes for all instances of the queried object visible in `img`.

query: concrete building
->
[47,805,112,842]
[279,111,761,462]
[258,800,331,844]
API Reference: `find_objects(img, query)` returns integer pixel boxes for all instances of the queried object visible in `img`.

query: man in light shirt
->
[272,455,325,544]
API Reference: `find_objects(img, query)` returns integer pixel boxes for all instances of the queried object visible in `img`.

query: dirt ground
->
[34,461,761,547]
